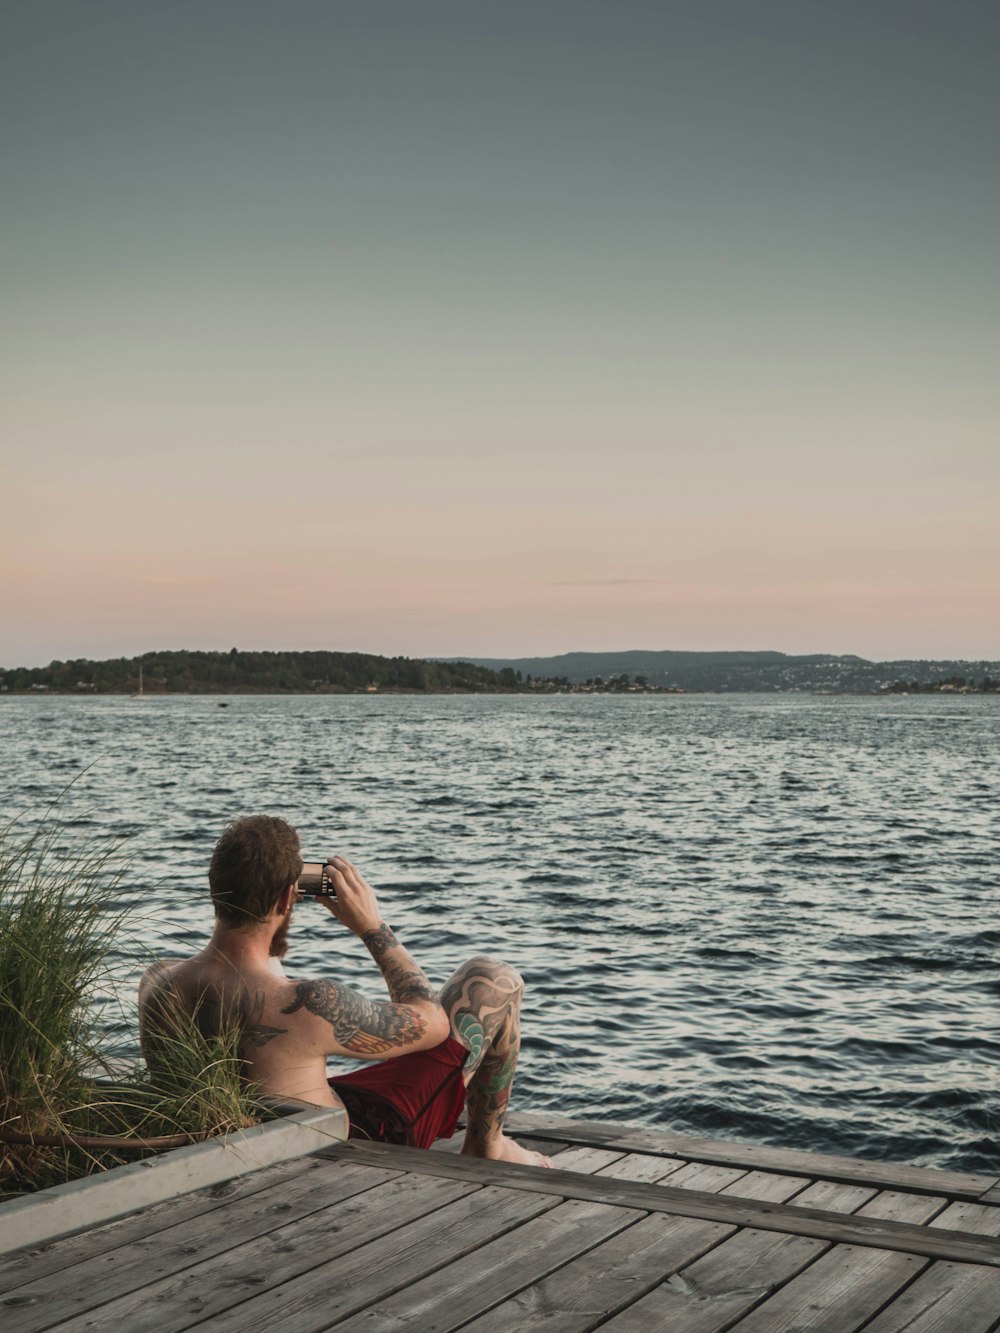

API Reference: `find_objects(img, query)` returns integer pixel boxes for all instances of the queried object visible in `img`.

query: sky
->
[3,1,998,667]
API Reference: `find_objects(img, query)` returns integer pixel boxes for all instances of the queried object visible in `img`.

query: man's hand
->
[315,856,383,937]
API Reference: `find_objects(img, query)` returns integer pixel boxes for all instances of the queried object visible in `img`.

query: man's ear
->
[277,883,298,915]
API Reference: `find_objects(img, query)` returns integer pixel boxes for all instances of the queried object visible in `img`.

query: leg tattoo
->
[439,956,524,1084]
[439,956,549,1165]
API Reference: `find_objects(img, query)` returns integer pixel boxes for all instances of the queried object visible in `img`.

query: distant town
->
[2,649,999,696]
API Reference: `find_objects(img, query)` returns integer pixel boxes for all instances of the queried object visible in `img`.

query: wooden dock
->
[0,1111,997,1331]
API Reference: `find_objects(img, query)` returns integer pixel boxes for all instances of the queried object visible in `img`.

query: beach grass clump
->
[127,991,261,1142]
[0,820,132,1190]
[0,819,263,1197]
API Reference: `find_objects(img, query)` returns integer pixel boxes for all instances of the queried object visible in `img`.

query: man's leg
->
[438,956,552,1167]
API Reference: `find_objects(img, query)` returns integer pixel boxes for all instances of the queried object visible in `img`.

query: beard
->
[270,906,293,958]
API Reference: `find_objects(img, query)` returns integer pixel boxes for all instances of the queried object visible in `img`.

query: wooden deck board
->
[546,1145,627,1174]
[728,1243,929,1331]
[663,1161,749,1192]
[594,1151,688,1183]
[858,1190,948,1225]
[932,1201,1000,1237]
[600,1226,829,1332]
[863,1260,1000,1332]
[0,1153,323,1294]
[721,1170,812,1204]
[457,1213,735,1332]
[789,1180,878,1213]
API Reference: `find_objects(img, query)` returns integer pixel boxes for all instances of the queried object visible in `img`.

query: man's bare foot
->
[461,1134,553,1168]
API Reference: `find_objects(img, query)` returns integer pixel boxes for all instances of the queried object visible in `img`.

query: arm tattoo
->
[388,969,436,1003]
[362,923,436,1004]
[362,923,398,961]
[281,979,427,1055]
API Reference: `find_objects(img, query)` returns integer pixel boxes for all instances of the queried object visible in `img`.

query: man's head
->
[209,815,302,934]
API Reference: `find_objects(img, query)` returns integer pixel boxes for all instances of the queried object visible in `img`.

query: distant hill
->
[443,650,1000,693]
[0,649,524,695]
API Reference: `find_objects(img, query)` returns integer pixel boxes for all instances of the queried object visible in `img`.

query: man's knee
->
[442,956,525,1008]
[464,955,524,994]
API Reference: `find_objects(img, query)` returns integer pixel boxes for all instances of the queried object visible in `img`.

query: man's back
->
[139,951,344,1105]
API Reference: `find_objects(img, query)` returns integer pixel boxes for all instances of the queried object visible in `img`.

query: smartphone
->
[297,861,335,896]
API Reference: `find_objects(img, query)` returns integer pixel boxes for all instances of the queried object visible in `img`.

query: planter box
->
[0,1104,347,1256]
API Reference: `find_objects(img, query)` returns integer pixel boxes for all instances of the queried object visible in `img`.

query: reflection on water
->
[1,692,997,1171]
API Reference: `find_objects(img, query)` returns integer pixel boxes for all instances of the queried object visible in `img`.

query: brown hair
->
[209,815,302,927]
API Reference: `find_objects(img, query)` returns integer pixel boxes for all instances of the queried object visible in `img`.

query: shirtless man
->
[139,815,551,1167]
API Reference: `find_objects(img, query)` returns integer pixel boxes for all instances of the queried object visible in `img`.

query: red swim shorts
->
[328,1036,469,1149]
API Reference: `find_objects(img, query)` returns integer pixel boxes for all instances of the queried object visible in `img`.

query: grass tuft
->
[0,818,264,1197]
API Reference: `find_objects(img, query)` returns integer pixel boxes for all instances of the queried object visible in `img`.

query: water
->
[1,692,996,1172]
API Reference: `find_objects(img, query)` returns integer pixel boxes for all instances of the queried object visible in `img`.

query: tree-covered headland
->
[0,650,532,694]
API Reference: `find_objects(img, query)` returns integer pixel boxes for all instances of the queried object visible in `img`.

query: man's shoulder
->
[140,957,182,982]
[139,957,187,988]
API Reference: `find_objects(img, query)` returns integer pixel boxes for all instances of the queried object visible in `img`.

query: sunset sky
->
[3,2,998,667]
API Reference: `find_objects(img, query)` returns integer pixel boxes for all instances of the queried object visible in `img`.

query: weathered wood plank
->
[665,1161,748,1192]
[458,1213,735,1332]
[863,1260,1000,1332]
[44,1174,508,1333]
[729,1243,928,1332]
[504,1111,998,1200]
[332,1198,645,1332]
[1,1160,406,1333]
[932,1201,1000,1237]
[198,1191,607,1333]
[0,1154,320,1294]
[788,1180,878,1213]
[600,1226,827,1332]
[324,1141,1000,1267]
[596,1152,687,1183]
[979,1183,1000,1205]
[857,1190,947,1225]
[547,1146,626,1174]
[721,1171,811,1204]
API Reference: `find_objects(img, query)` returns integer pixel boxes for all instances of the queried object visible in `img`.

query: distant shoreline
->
[4,687,999,699]
[4,647,998,697]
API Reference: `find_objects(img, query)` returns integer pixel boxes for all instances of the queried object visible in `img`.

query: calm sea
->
[1,692,997,1172]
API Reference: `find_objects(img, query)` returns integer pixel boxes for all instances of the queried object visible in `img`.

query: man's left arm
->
[313,856,449,1046]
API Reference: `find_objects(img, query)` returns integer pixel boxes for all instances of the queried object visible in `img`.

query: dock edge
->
[0,1106,348,1257]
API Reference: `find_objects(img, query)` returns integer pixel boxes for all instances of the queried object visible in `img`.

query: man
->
[139,815,551,1166]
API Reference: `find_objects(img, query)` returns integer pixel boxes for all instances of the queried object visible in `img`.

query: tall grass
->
[0,818,263,1197]
[130,987,261,1141]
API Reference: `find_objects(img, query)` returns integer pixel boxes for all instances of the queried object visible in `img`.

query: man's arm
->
[291,856,449,1058]
[281,976,439,1057]
[137,959,184,1059]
